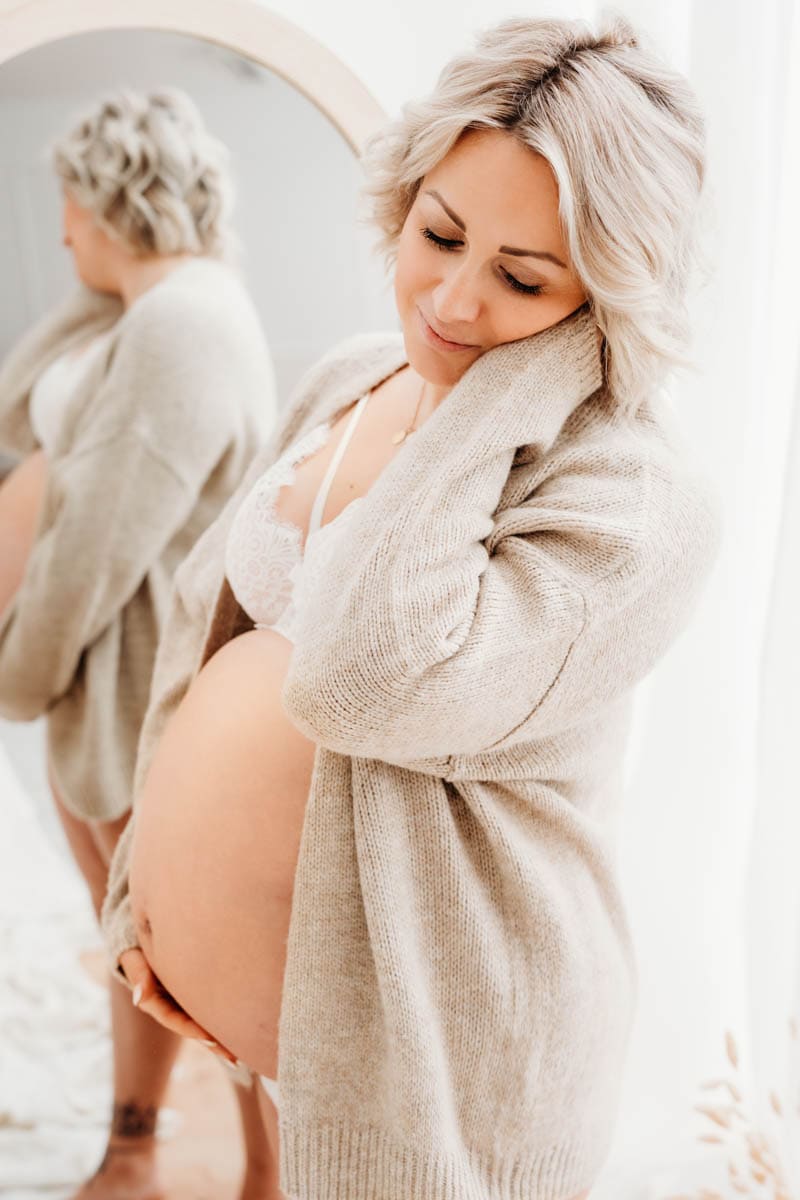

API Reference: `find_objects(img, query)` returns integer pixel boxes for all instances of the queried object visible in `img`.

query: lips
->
[417,306,477,351]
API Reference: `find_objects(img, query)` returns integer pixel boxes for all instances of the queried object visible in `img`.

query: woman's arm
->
[97,328,347,977]
[99,442,283,977]
[0,431,212,720]
[0,293,251,721]
[280,309,722,764]
[280,311,604,762]
[0,449,47,619]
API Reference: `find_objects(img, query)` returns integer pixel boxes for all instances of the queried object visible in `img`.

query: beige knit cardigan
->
[0,256,276,821]
[103,304,722,1200]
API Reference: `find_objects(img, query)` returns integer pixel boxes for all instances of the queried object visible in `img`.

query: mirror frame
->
[0,0,386,153]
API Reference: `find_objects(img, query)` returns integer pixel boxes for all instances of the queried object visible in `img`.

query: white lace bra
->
[224,390,370,644]
[30,328,115,453]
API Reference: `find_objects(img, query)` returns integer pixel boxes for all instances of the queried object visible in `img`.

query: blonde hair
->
[360,11,710,415]
[50,87,236,260]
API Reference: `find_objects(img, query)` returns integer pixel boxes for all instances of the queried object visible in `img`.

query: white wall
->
[4,3,786,1193]
[0,27,397,400]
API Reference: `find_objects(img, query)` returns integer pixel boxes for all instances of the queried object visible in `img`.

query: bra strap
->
[307,391,369,536]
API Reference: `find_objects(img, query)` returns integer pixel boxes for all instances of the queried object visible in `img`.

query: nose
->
[430,259,481,329]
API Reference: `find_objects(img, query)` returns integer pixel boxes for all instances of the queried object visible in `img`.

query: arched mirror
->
[0,14,396,405]
[0,3,396,1187]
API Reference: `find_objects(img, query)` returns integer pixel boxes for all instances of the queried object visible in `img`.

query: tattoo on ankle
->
[111,1100,158,1138]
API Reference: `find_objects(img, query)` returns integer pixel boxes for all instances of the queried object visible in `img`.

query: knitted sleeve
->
[280,316,722,764]
[0,293,239,721]
[280,481,590,763]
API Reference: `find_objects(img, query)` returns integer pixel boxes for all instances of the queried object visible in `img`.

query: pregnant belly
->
[129,629,317,1077]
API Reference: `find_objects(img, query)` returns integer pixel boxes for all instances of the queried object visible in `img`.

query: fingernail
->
[132,984,143,1007]
[201,1039,217,1048]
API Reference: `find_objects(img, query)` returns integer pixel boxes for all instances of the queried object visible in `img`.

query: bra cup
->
[225,411,366,640]
[224,421,330,630]
[226,391,371,639]
[270,496,365,643]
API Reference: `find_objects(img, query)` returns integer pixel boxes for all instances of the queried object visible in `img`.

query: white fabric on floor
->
[0,730,111,1196]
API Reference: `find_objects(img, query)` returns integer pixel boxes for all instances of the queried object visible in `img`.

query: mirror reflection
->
[0,23,394,1195]
[1,11,724,1200]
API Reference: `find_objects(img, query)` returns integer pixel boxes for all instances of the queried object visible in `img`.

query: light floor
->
[0,722,247,1199]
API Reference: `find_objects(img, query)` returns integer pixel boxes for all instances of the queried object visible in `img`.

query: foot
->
[69,1138,164,1200]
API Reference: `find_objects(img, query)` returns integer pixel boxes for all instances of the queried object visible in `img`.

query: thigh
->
[93,808,132,869]
[49,769,109,919]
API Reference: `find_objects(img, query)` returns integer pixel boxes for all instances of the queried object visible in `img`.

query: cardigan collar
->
[201,303,605,671]
[278,301,605,468]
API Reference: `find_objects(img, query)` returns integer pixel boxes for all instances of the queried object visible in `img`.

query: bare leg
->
[52,774,282,1198]
[236,1073,286,1200]
[50,774,180,1199]
[0,448,48,617]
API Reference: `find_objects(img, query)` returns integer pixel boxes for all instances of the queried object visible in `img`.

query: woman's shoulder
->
[275,329,406,446]
[311,329,405,380]
[119,257,265,351]
[525,382,723,597]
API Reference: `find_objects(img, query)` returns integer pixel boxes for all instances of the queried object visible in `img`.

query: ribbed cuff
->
[278,1119,600,1200]
[100,891,139,985]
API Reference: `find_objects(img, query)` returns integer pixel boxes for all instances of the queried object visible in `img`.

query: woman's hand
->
[119,947,238,1064]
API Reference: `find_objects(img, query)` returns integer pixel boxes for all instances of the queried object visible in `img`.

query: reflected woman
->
[105,17,721,1200]
[0,89,277,1198]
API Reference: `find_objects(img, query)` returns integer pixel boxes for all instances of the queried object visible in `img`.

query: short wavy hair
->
[360,11,710,415]
[50,87,236,259]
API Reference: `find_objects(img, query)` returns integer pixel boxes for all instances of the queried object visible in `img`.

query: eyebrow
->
[423,189,568,269]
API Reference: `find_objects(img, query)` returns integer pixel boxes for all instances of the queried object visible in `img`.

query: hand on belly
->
[129,629,318,1077]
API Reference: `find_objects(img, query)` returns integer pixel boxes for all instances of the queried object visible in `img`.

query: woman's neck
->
[118,252,198,311]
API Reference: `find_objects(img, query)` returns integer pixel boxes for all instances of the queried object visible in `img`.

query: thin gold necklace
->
[390,378,426,445]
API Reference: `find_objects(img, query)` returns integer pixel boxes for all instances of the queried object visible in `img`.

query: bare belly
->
[129,628,316,1077]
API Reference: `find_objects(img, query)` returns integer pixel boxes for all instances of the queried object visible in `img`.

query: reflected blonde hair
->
[50,87,236,259]
[360,11,709,415]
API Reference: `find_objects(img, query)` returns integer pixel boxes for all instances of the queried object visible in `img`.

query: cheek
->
[392,238,413,311]
[495,293,584,344]
[394,222,432,307]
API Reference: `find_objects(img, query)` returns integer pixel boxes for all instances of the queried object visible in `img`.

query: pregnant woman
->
[0,89,276,1198]
[104,16,722,1200]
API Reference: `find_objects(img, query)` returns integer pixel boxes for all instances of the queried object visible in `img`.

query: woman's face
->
[61,189,121,293]
[393,127,588,394]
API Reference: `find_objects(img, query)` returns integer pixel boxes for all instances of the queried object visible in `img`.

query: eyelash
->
[419,226,544,296]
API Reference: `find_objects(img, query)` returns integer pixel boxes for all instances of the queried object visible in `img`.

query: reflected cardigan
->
[103,304,722,1200]
[0,257,276,820]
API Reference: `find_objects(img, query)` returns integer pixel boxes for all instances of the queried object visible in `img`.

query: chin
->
[401,327,473,389]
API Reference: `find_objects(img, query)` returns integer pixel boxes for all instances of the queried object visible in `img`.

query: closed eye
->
[419,226,544,296]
